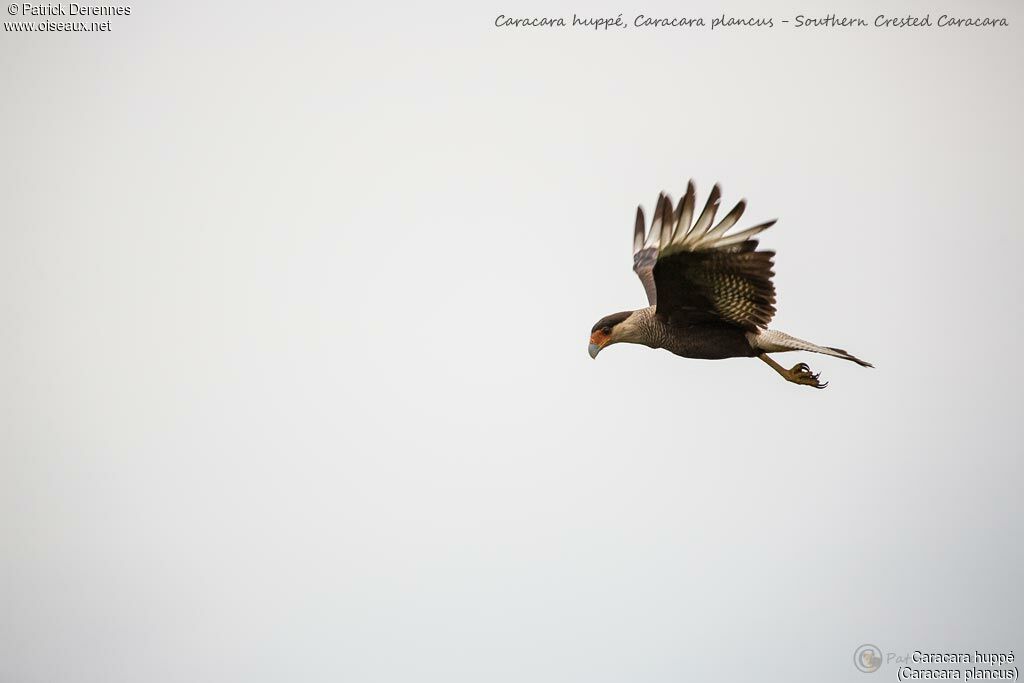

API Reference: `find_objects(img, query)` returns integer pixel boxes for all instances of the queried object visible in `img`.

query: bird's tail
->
[752,329,873,367]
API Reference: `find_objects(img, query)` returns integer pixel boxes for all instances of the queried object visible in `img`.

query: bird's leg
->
[758,354,828,389]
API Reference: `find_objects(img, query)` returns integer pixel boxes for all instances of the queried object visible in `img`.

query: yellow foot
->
[786,362,828,389]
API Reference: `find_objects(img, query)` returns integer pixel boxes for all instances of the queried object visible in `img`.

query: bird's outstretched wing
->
[632,181,777,331]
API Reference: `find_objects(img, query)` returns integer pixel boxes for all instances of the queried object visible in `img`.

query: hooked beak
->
[588,330,610,359]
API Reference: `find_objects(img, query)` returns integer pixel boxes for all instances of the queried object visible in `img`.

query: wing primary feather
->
[691,183,721,236]
[643,193,664,249]
[667,194,684,242]
[699,199,746,246]
[674,180,696,245]
[633,206,646,255]
[659,195,675,252]
[713,219,777,248]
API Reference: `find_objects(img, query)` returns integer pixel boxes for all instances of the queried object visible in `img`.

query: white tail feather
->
[752,329,873,367]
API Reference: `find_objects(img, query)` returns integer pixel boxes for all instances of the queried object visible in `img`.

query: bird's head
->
[588,310,635,359]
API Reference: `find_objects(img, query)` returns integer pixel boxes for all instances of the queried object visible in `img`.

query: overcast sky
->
[1,0,1021,681]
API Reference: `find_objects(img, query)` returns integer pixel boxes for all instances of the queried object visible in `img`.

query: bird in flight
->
[589,181,871,388]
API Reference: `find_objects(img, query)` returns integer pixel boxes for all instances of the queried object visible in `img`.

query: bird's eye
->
[601,327,612,334]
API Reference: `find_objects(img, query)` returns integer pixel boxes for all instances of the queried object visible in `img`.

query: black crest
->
[591,311,632,333]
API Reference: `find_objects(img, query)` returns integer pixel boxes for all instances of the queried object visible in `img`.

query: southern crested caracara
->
[589,181,871,388]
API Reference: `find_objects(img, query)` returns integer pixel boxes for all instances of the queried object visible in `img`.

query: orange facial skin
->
[590,329,610,349]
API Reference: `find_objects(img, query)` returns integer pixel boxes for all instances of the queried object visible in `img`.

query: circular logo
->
[854,644,883,673]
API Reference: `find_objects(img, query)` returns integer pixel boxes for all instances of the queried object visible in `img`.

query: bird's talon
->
[786,362,827,388]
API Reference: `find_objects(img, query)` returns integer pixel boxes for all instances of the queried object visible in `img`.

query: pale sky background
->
[1,1,1021,681]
